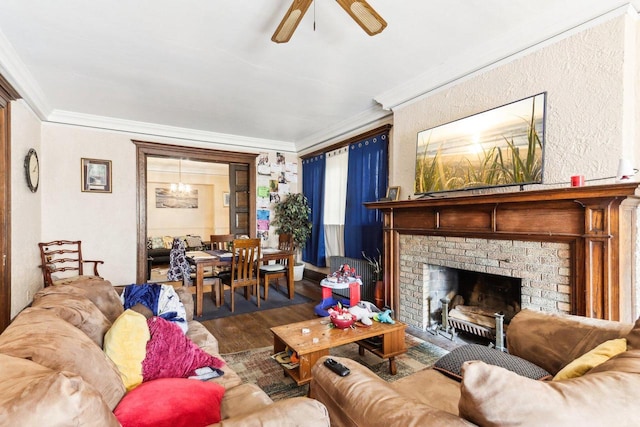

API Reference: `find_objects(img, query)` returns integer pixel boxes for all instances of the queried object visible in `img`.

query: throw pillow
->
[459,360,640,426]
[553,338,627,381]
[114,378,225,427]
[104,309,150,391]
[433,344,551,381]
[151,236,165,249]
[142,316,224,381]
[185,235,203,249]
[162,235,174,249]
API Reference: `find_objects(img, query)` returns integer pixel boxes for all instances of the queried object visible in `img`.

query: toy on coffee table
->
[348,301,380,326]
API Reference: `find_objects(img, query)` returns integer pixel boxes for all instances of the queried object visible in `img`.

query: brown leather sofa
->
[0,277,329,426]
[310,309,640,426]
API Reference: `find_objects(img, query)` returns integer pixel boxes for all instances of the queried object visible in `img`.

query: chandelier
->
[170,159,191,194]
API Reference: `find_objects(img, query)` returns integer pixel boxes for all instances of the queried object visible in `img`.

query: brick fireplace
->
[365,183,640,324]
[399,236,570,330]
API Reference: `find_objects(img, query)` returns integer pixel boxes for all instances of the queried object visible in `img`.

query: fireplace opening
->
[424,265,521,341]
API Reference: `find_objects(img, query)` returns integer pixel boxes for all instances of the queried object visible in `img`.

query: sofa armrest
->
[310,356,475,427]
[214,397,330,427]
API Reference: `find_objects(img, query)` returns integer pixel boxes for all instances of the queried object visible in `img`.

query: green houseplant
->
[272,193,312,280]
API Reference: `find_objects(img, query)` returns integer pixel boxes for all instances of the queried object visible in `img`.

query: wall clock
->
[24,148,39,193]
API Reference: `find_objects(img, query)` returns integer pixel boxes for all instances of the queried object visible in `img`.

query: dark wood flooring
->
[200,278,483,354]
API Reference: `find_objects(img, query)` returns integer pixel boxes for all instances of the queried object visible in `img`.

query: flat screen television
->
[414,92,546,196]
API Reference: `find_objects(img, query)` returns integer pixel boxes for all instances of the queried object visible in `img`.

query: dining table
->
[186,248,295,317]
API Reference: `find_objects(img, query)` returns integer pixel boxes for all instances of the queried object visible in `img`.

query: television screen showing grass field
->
[415,93,545,194]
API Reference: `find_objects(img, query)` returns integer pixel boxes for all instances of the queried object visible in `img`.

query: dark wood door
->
[229,163,249,236]
[0,75,18,333]
[0,104,9,332]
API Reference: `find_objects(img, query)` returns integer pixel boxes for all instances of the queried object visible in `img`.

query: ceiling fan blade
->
[272,0,313,43]
[335,0,387,36]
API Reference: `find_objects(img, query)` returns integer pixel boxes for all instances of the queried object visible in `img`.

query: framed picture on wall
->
[223,192,230,207]
[81,158,112,193]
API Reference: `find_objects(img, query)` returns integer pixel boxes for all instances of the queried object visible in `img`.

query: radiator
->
[328,256,376,303]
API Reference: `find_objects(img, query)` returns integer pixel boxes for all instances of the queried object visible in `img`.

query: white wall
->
[40,124,139,286]
[390,12,639,196]
[35,123,294,287]
[10,100,42,317]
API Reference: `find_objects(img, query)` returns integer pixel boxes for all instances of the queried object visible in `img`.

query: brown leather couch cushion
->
[507,309,632,375]
[0,353,119,426]
[32,289,111,347]
[459,360,640,427]
[624,317,640,350]
[390,368,462,415]
[0,307,126,410]
[64,278,124,323]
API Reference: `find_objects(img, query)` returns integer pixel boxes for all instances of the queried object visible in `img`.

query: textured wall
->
[10,100,42,317]
[391,13,638,197]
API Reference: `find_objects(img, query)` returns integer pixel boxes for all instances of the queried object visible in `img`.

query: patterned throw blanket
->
[167,238,192,284]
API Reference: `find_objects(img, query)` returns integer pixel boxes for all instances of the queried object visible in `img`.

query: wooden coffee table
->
[270,317,407,386]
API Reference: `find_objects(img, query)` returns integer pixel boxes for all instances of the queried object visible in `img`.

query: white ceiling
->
[0,1,637,153]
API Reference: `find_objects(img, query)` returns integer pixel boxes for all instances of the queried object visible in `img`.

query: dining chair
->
[209,234,235,300]
[210,234,234,251]
[219,238,261,313]
[261,233,294,301]
[38,240,104,287]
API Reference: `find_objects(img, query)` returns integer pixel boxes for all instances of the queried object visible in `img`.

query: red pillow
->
[143,317,224,381]
[114,378,225,427]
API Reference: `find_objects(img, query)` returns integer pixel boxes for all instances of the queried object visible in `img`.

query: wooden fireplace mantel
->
[365,183,640,322]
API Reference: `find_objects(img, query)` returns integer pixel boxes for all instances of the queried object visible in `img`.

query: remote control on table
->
[324,358,350,376]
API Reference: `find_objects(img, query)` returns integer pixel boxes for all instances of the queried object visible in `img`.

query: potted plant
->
[272,193,312,281]
[362,249,384,309]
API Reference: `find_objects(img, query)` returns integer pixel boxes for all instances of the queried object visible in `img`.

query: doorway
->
[134,141,257,284]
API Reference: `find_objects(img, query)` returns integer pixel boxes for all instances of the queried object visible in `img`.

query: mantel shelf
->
[365,183,640,210]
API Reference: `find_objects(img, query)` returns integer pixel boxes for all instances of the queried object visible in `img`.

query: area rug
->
[222,334,448,401]
[193,288,312,321]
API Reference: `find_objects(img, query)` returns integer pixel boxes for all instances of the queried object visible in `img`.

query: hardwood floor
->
[200,279,323,354]
[200,278,482,354]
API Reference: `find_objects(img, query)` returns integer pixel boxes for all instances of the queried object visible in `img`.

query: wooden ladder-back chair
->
[210,234,234,251]
[261,233,294,301]
[219,238,261,313]
[38,240,104,287]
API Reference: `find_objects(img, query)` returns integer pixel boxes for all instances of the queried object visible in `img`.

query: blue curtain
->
[302,154,326,267]
[344,132,388,259]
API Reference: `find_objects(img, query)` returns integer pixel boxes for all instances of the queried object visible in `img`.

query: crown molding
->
[295,104,392,154]
[0,28,51,118]
[46,109,297,153]
[375,3,637,112]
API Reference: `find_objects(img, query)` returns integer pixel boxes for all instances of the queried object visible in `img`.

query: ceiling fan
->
[272,0,387,43]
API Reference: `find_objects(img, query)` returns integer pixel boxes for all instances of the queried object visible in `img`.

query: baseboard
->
[303,269,324,284]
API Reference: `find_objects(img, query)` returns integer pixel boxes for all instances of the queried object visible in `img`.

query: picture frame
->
[223,192,230,207]
[386,186,400,201]
[81,158,112,193]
